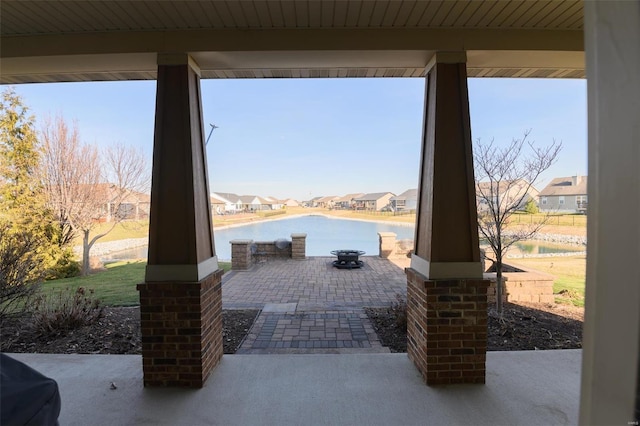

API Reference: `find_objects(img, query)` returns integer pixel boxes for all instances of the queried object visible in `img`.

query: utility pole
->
[205,124,219,145]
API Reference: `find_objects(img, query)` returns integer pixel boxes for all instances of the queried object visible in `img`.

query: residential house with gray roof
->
[316,195,339,208]
[211,192,243,213]
[334,193,365,209]
[282,199,299,208]
[538,176,587,213]
[389,189,417,212]
[306,196,323,207]
[353,192,395,211]
[476,179,539,213]
[239,195,272,211]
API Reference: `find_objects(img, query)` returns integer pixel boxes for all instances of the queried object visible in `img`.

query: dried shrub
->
[390,293,407,330]
[0,227,45,324]
[31,287,103,334]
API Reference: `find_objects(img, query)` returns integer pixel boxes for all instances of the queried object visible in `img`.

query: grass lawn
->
[72,220,150,245]
[508,255,586,307]
[42,260,232,307]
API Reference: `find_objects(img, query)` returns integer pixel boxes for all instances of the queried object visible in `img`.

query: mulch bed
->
[1,308,259,355]
[365,301,583,353]
[1,302,583,355]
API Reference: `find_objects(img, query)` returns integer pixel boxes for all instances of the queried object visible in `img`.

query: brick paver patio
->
[222,256,408,353]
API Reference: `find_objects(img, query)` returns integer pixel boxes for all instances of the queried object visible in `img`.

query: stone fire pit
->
[330,249,365,269]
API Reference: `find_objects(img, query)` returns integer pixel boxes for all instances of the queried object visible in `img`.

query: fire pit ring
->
[330,249,365,269]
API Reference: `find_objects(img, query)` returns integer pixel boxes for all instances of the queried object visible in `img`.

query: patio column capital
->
[412,59,481,279]
[425,51,467,72]
[145,55,217,282]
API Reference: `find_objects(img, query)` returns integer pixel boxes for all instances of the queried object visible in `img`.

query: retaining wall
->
[378,232,413,259]
[230,233,306,270]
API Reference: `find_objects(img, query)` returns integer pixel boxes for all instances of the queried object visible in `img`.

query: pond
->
[102,215,414,262]
[100,215,584,262]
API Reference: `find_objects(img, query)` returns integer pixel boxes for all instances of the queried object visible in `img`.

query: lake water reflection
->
[101,215,583,262]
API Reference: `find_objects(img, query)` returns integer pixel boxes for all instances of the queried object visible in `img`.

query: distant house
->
[282,199,299,208]
[334,193,365,209]
[210,194,227,215]
[97,184,150,222]
[353,192,395,211]
[476,179,538,213]
[211,192,243,213]
[264,196,284,210]
[306,196,323,208]
[538,176,587,213]
[316,195,339,209]
[389,189,417,212]
[239,195,272,211]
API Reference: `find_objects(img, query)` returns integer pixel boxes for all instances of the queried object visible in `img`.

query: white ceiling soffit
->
[0,1,585,83]
[0,1,584,35]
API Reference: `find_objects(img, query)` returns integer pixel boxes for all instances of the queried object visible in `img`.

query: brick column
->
[230,240,253,270]
[407,268,488,385]
[291,233,306,260]
[378,232,396,258]
[137,270,222,387]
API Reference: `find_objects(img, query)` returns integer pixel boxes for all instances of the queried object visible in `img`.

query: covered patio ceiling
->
[0,0,585,83]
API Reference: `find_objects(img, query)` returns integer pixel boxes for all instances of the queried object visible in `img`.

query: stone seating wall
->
[230,233,306,270]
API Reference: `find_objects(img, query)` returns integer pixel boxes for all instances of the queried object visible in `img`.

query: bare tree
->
[40,115,149,276]
[474,130,561,314]
[40,117,102,247]
[103,142,150,214]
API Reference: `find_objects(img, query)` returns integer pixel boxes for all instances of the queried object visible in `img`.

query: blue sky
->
[11,77,586,201]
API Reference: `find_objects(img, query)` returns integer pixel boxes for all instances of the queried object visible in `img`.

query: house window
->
[541,197,547,205]
[559,196,565,205]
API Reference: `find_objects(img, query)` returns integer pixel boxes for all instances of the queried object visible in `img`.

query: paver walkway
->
[222,256,408,354]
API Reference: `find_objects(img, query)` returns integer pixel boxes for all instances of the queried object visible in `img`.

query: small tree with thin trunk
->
[40,115,149,275]
[474,130,561,314]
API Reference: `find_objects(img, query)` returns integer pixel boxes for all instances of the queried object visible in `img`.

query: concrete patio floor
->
[8,349,581,425]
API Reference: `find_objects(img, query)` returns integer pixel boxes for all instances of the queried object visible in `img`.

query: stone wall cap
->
[291,233,307,238]
[503,270,556,280]
[483,272,508,282]
[378,232,397,237]
[504,261,557,279]
[230,239,253,244]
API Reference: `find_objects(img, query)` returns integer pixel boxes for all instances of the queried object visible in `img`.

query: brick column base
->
[137,269,223,388]
[406,268,489,385]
